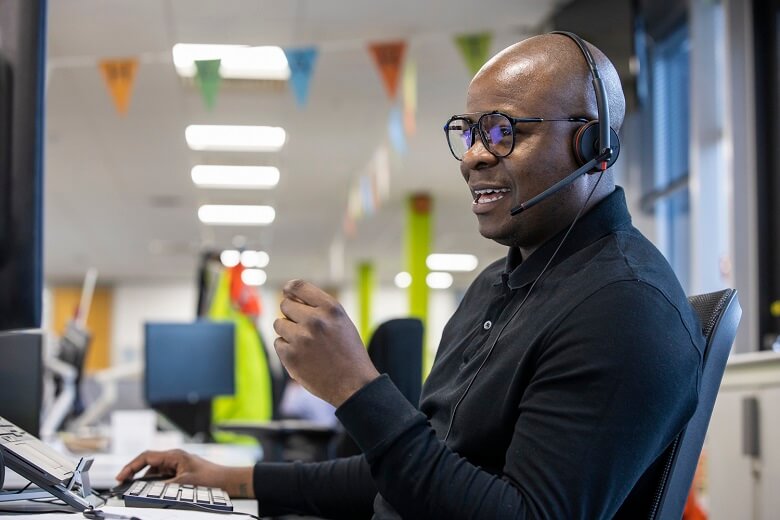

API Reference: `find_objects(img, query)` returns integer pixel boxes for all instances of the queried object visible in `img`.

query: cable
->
[90,491,108,507]
[443,171,605,442]
[13,481,33,494]
[155,502,261,520]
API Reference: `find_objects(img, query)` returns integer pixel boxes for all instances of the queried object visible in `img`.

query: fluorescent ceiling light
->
[191,165,280,189]
[426,272,453,289]
[220,249,240,267]
[394,271,412,289]
[172,44,290,80]
[426,254,479,272]
[198,205,275,225]
[241,268,267,286]
[185,125,286,152]
[240,250,270,268]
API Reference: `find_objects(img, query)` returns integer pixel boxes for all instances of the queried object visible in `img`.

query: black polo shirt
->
[254,187,704,519]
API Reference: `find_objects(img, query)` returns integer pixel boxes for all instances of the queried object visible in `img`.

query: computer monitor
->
[0,0,45,331]
[0,331,43,435]
[144,321,235,440]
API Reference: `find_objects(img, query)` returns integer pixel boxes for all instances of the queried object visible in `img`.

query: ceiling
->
[44,0,570,289]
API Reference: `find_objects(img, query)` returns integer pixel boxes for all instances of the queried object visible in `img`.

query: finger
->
[168,472,199,486]
[273,316,300,341]
[279,298,313,323]
[115,451,170,482]
[282,279,332,307]
[273,336,291,362]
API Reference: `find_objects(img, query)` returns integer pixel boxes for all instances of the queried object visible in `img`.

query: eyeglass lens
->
[446,113,514,160]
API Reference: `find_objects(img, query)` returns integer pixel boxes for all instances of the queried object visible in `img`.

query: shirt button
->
[483,320,492,330]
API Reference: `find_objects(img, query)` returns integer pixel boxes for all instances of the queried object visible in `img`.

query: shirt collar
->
[495,186,633,289]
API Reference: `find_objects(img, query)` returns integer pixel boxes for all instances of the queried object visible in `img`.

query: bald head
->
[473,33,625,133]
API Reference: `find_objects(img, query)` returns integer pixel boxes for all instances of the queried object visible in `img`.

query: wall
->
[51,285,113,373]
[110,282,198,365]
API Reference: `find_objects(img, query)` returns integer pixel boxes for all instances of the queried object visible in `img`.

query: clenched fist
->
[273,279,380,407]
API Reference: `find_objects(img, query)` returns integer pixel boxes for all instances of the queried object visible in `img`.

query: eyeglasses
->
[443,111,588,161]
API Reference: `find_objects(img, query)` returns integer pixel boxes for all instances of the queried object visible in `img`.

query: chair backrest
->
[367,318,424,407]
[648,289,742,519]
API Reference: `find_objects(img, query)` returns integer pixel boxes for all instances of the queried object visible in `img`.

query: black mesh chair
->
[366,318,424,407]
[648,289,742,519]
[334,318,424,458]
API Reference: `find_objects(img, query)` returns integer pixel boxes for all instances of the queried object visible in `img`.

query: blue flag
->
[388,105,407,155]
[284,47,318,107]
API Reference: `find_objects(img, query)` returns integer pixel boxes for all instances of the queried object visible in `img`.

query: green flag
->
[454,33,492,76]
[195,59,221,110]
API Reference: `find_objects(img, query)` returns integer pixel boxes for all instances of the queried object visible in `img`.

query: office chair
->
[648,289,741,519]
[333,318,424,458]
[366,318,424,406]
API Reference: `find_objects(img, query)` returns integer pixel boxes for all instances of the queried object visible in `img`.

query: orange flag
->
[99,58,139,116]
[368,42,406,100]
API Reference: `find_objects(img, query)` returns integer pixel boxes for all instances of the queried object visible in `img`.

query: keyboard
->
[0,416,76,484]
[123,481,233,512]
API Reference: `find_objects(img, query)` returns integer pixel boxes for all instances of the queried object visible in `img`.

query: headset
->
[443,31,620,442]
[509,31,621,216]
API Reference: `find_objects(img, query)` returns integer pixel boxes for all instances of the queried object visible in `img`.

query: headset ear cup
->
[573,121,621,171]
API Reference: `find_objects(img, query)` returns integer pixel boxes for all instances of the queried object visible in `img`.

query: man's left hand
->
[273,279,381,407]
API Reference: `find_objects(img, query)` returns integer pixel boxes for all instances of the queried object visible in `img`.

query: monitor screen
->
[144,321,235,405]
[0,331,42,435]
[0,0,45,331]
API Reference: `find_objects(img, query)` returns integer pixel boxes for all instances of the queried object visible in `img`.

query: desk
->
[0,498,259,519]
[216,421,336,462]
[2,444,261,490]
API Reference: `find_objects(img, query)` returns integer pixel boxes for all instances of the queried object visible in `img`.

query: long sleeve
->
[253,455,377,518]
[336,281,702,519]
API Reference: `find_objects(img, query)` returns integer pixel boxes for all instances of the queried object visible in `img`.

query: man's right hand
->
[115,449,255,498]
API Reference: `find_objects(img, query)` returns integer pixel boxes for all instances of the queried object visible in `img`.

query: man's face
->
[459,66,584,251]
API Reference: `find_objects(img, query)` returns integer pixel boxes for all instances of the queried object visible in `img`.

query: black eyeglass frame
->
[443,111,589,161]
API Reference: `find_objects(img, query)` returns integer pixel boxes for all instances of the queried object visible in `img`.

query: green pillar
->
[405,193,432,375]
[357,261,375,344]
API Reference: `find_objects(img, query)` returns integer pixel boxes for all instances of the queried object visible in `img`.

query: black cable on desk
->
[0,507,78,515]
[156,501,261,520]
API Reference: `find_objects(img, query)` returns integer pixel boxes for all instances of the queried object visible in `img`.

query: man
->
[118,34,703,519]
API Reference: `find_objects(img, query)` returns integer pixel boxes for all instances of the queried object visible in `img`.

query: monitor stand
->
[154,401,213,442]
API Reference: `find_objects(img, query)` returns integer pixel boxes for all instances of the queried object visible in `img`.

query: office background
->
[3,0,778,517]
[40,0,768,362]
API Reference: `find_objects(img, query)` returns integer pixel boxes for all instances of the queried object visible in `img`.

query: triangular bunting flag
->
[195,59,222,110]
[368,42,406,100]
[402,59,417,136]
[455,32,493,76]
[99,58,139,116]
[388,105,407,155]
[284,47,318,108]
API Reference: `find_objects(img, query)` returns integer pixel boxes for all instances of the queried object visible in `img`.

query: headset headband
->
[549,31,612,158]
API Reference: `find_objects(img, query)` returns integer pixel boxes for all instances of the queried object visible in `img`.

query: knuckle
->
[325,302,344,319]
[309,315,327,334]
